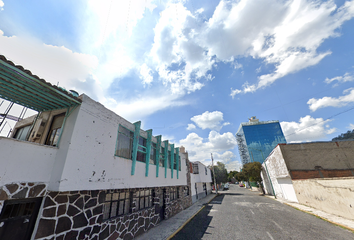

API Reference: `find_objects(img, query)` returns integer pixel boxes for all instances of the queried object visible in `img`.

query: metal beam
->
[145,129,152,177]
[170,144,174,179]
[155,135,162,178]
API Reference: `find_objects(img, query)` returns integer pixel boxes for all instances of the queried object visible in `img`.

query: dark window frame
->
[135,189,153,211]
[45,113,65,146]
[137,136,147,162]
[103,190,131,220]
[150,142,157,165]
[115,125,134,159]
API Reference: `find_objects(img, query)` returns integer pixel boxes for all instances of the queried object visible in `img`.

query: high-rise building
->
[236,116,287,165]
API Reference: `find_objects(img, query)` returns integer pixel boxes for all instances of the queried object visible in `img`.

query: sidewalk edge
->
[166,194,219,240]
[282,202,354,233]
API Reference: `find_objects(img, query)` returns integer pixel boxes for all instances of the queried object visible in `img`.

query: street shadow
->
[221,193,244,196]
[171,204,214,240]
[207,194,225,204]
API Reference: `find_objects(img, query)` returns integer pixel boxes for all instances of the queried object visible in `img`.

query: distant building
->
[236,116,286,164]
[261,140,354,220]
[188,161,212,203]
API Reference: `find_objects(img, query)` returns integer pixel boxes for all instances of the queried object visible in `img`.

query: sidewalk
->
[135,193,217,240]
[265,195,354,232]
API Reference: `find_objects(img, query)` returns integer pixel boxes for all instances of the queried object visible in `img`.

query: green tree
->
[210,161,228,184]
[242,162,262,182]
[332,129,354,141]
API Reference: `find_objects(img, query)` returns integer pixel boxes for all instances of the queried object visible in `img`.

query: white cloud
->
[179,130,238,169]
[281,115,336,143]
[349,123,354,129]
[230,88,242,99]
[0,0,4,10]
[325,72,354,85]
[186,124,196,130]
[190,111,228,131]
[0,31,100,98]
[307,88,354,111]
[226,0,354,96]
[139,63,153,86]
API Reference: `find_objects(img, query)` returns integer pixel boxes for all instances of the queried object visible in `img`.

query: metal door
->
[0,198,42,240]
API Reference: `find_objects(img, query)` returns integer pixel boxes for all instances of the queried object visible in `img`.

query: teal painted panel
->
[156,135,162,177]
[131,121,141,175]
[164,140,168,178]
[176,148,179,179]
[170,144,174,179]
[145,129,152,177]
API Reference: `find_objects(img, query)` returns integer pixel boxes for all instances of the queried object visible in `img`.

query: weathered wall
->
[292,177,354,220]
[52,95,188,191]
[262,146,298,202]
[0,137,57,186]
[190,162,212,203]
[280,141,354,171]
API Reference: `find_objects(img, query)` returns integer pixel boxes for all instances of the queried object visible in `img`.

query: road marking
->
[267,232,275,240]
[271,220,283,230]
[250,209,254,215]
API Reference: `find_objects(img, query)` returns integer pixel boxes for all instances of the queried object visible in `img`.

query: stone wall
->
[0,182,47,213]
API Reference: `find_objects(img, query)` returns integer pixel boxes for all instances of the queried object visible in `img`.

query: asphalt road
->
[172,184,354,240]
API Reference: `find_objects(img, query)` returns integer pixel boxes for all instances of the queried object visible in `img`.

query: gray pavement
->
[135,193,217,240]
[171,185,354,240]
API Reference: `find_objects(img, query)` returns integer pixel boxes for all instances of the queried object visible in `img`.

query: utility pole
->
[211,153,218,194]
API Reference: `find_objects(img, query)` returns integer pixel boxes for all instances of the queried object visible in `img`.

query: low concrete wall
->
[292,177,354,220]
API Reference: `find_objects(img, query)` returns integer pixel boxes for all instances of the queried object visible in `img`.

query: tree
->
[332,129,354,141]
[210,161,228,184]
[242,162,262,182]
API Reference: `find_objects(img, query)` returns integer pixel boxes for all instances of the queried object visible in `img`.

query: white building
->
[189,161,212,203]
[0,55,192,240]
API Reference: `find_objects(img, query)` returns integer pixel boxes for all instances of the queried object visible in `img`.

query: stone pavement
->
[264,194,354,232]
[135,193,217,240]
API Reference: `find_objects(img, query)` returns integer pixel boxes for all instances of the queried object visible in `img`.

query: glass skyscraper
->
[236,117,287,165]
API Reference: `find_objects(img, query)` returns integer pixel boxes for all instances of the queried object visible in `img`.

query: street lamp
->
[247,147,276,198]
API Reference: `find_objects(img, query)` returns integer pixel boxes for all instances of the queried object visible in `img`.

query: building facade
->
[189,162,212,203]
[236,116,286,164]
[0,55,192,240]
[261,141,354,220]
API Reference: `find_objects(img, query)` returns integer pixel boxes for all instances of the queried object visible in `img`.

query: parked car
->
[239,183,244,187]
[224,183,229,190]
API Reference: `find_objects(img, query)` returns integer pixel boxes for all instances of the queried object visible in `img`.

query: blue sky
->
[1,0,354,171]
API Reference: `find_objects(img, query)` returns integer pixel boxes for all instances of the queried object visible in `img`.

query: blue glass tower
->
[236,117,286,165]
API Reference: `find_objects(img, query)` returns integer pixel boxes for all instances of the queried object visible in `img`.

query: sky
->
[1,0,354,171]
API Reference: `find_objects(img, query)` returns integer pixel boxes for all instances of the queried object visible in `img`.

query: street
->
[172,184,354,240]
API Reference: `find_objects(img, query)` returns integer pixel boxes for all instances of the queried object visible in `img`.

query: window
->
[168,151,171,169]
[13,125,31,141]
[150,142,157,165]
[137,136,147,162]
[179,156,181,171]
[103,191,131,220]
[0,201,36,219]
[205,167,208,175]
[192,163,199,174]
[159,146,165,167]
[177,187,181,199]
[45,113,65,146]
[174,153,177,170]
[184,186,189,197]
[135,189,152,211]
[170,187,177,201]
[116,126,134,159]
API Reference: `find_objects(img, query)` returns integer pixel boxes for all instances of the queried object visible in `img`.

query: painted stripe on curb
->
[166,194,219,240]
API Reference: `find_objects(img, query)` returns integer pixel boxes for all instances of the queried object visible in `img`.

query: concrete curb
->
[264,195,354,233]
[166,194,219,240]
[282,202,354,233]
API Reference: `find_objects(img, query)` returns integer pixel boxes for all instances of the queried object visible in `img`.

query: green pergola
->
[0,55,81,112]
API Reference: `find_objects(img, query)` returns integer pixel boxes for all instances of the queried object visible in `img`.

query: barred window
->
[170,188,177,201]
[136,189,152,211]
[192,163,199,174]
[160,146,165,167]
[103,191,130,220]
[137,136,147,162]
[150,142,157,165]
[116,126,134,159]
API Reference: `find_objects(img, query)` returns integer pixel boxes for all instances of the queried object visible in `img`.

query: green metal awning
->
[0,55,81,112]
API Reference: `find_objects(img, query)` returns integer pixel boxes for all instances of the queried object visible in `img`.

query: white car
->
[224,183,229,190]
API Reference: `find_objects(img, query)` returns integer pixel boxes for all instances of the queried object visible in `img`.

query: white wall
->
[53,95,187,191]
[0,137,57,186]
[261,146,298,202]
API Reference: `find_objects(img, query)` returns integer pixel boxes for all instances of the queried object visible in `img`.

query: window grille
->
[103,191,131,220]
[160,146,165,167]
[192,163,199,174]
[116,125,134,159]
[150,142,157,165]
[170,188,176,201]
[137,136,147,162]
[135,189,152,211]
